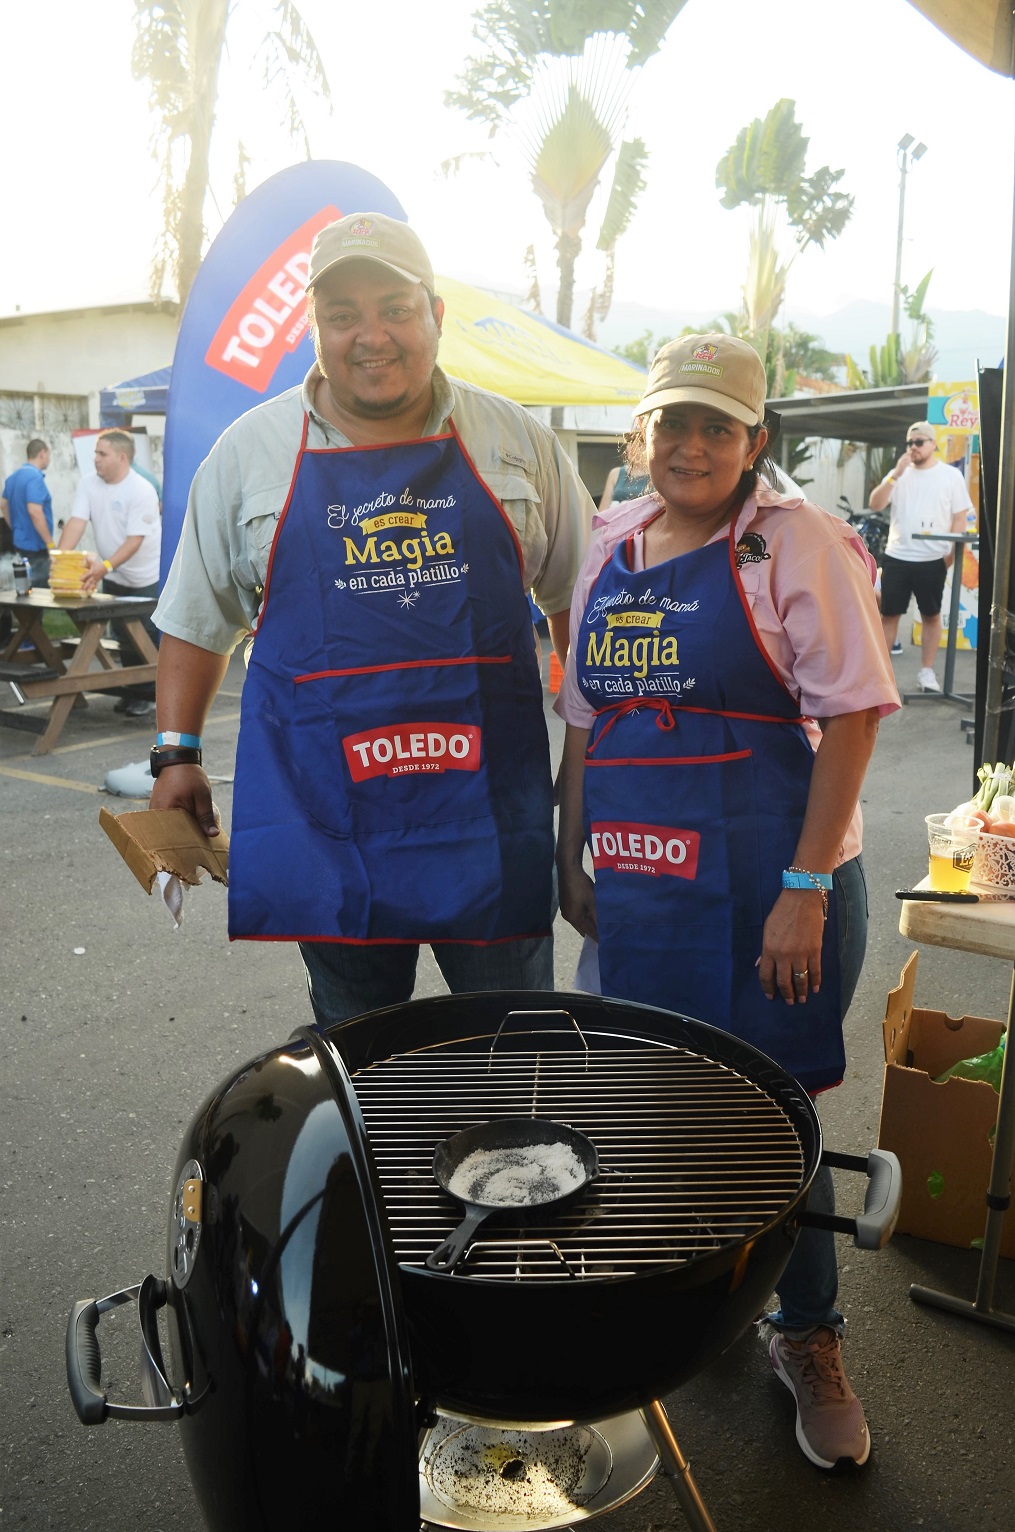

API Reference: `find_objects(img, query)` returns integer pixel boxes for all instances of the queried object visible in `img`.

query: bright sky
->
[4,0,1013,332]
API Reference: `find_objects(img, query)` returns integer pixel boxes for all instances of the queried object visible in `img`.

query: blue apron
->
[229,416,554,945]
[576,514,844,1092]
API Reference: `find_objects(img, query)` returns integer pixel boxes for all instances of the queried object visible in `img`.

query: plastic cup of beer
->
[926,812,980,891]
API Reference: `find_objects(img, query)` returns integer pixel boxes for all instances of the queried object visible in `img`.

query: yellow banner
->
[606,611,665,630]
[359,511,428,535]
[435,275,646,407]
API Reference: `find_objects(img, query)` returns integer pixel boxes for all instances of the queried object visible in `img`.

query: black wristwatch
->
[150,746,203,778]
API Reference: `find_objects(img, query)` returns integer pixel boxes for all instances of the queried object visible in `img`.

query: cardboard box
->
[100,806,229,894]
[878,951,1014,1258]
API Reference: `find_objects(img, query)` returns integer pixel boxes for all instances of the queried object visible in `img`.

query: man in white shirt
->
[868,420,972,692]
[59,430,162,717]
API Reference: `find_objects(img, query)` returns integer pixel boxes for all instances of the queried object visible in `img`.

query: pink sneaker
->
[769,1326,870,1468]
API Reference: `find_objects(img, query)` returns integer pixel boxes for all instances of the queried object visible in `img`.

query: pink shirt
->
[554,485,901,865]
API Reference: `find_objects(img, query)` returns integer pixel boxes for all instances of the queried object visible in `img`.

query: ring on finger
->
[792,968,809,981]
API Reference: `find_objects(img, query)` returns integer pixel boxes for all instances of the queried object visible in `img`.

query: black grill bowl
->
[155,991,821,1527]
[331,991,823,1423]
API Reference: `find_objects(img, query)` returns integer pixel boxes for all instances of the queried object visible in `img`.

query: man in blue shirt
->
[2,438,54,588]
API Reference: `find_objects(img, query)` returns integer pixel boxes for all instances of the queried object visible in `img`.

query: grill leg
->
[640,1399,717,1532]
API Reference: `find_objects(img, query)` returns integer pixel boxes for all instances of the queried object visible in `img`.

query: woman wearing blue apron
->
[555,336,899,1472]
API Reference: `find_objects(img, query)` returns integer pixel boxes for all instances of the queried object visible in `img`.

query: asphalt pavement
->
[2,633,1014,1532]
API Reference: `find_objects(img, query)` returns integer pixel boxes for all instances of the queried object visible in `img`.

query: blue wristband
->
[782,868,833,891]
[156,731,202,749]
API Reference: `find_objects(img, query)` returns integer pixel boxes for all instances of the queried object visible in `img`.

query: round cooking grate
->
[353,1032,806,1278]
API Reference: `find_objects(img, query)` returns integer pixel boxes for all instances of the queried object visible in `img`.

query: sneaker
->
[917,667,941,693]
[123,698,156,718]
[769,1326,870,1469]
[104,760,153,797]
[890,640,903,656]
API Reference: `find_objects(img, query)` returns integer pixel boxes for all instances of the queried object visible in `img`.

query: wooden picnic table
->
[0,588,159,754]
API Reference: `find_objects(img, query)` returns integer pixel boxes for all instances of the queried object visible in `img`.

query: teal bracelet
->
[782,867,830,921]
[156,731,202,749]
[782,868,833,891]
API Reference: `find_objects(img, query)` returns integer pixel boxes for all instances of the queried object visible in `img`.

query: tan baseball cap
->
[307,212,434,291]
[635,333,767,426]
[907,421,936,440]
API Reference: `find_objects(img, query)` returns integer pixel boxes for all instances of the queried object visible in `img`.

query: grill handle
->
[66,1275,184,1424]
[492,1009,589,1060]
[801,1149,902,1250]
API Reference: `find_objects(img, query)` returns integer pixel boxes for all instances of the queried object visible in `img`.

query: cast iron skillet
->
[425,1116,598,1272]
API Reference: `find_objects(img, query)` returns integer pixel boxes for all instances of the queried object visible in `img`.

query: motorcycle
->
[838,494,888,563]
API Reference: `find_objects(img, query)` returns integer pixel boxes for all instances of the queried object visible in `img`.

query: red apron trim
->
[233,929,552,946]
[726,516,800,700]
[294,654,512,683]
[254,411,310,633]
[449,416,527,579]
[584,750,752,767]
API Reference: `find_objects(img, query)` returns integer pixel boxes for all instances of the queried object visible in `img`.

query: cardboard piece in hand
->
[99,806,229,894]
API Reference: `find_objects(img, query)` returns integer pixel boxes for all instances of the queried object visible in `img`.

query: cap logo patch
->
[349,218,374,236]
[680,360,723,378]
[692,342,719,362]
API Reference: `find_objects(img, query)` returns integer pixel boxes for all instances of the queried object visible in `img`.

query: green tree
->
[612,327,672,368]
[132,0,331,312]
[715,99,853,365]
[447,0,689,333]
[845,270,937,388]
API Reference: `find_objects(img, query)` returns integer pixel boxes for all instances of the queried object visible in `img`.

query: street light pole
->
[892,134,927,335]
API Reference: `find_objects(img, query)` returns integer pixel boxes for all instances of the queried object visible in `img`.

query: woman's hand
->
[757,888,826,1005]
[150,764,221,838]
[558,860,599,943]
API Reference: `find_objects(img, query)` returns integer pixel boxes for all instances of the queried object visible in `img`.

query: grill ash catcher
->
[66,995,901,1531]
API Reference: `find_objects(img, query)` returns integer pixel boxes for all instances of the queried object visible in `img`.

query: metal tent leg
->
[640,1399,717,1532]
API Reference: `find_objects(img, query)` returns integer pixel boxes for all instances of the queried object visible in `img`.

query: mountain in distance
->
[592,297,1006,388]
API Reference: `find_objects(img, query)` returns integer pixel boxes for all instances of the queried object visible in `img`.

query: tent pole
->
[983,107,1015,765]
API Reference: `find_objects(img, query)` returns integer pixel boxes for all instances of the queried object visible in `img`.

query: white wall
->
[791,438,869,519]
[0,303,177,425]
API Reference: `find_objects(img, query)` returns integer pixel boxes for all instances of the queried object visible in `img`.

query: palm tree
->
[715,99,853,368]
[447,0,689,333]
[132,0,331,313]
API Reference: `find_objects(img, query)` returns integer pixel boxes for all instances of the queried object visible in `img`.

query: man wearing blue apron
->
[150,213,588,1021]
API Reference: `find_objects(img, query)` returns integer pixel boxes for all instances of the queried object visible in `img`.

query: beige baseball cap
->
[307,212,434,291]
[636,333,767,426]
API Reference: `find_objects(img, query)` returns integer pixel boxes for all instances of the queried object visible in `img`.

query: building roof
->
[767,383,930,445]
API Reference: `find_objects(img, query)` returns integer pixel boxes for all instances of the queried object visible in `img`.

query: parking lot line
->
[0,764,100,793]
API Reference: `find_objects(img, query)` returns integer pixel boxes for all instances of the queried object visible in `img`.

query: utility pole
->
[892,134,927,334]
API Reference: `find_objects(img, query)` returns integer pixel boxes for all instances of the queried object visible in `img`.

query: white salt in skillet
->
[425,1117,599,1272]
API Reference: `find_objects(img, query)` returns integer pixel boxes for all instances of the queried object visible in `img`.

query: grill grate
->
[352,1035,805,1280]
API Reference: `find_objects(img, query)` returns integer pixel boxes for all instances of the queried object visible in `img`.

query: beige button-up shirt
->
[155,365,589,654]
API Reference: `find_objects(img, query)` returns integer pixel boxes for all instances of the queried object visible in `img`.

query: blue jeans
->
[300,935,555,1026]
[768,853,869,1333]
[16,547,50,588]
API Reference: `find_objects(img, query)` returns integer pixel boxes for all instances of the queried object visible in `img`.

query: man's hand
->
[81,554,106,593]
[893,452,913,479]
[150,763,221,837]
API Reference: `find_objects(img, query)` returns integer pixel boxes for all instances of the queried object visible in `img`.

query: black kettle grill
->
[66,992,900,1531]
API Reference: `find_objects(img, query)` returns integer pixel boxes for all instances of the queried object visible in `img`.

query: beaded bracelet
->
[782,866,831,920]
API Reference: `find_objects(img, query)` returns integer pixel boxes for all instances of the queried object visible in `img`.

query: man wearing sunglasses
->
[868,421,972,691]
